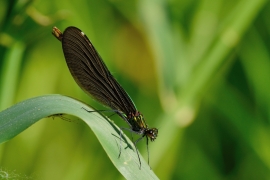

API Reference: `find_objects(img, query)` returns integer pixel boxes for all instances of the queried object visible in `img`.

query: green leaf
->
[0,94,159,180]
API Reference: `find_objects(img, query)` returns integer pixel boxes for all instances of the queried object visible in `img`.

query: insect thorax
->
[127,111,148,132]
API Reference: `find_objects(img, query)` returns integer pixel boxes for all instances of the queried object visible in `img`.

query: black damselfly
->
[52,26,158,168]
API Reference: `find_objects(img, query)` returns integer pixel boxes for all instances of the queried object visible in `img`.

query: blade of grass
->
[182,0,267,105]
[0,94,159,180]
[0,42,25,110]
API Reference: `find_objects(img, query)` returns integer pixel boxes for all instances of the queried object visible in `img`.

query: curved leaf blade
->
[0,94,158,180]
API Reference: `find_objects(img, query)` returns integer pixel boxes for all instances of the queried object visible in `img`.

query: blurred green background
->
[1,0,270,179]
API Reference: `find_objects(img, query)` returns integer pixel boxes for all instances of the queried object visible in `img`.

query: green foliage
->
[0,95,158,179]
[1,0,270,179]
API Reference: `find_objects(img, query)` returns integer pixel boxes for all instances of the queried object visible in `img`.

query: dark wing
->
[61,26,136,115]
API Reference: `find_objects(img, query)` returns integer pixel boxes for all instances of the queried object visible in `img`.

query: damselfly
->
[52,26,158,168]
